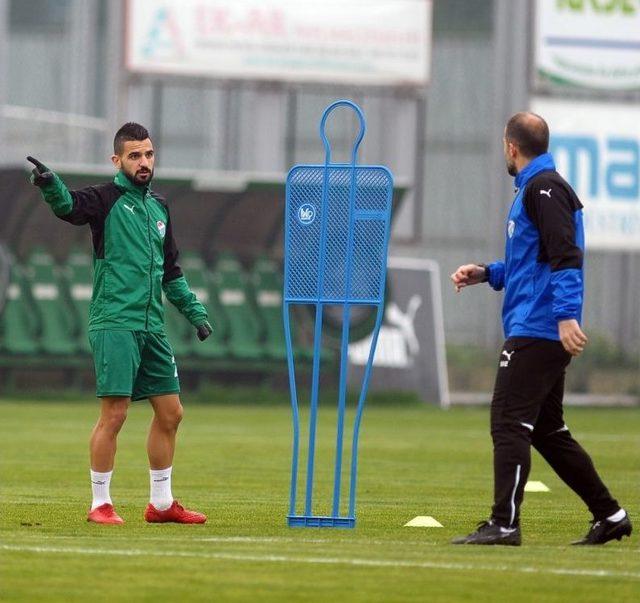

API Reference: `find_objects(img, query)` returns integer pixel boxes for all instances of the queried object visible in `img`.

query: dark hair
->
[113,122,151,155]
[505,112,549,158]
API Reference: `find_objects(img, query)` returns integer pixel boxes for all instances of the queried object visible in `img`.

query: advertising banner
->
[534,0,640,90]
[348,258,449,406]
[126,0,432,87]
[532,97,640,250]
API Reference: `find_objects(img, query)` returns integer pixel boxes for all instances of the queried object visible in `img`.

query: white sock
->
[90,470,113,510]
[150,466,173,511]
[607,508,626,522]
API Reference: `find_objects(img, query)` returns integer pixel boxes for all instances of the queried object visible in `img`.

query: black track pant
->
[490,337,619,527]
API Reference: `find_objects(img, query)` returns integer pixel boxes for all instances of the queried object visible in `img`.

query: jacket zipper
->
[143,189,153,330]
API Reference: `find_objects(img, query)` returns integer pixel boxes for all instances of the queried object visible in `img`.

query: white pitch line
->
[7,534,640,554]
[1,544,638,581]
[6,534,353,545]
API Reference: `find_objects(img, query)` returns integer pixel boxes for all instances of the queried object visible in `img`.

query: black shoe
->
[452,520,521,546]
[572,513,632,545]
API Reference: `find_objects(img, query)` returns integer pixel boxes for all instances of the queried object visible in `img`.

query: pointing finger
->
[26,156,48,173]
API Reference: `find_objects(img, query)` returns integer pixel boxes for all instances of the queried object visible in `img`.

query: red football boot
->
[144,500,207,524]
[87,503,124,525]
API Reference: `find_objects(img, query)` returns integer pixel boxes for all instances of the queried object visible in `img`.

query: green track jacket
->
[37,170,208,332]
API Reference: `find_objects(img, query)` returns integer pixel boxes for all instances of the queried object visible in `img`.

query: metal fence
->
[0,0,637,357]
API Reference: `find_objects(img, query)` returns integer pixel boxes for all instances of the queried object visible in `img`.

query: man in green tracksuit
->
[28,122,211,525]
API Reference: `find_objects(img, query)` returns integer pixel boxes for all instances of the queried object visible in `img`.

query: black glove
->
[27,156,54,188]
[196,321,213,341]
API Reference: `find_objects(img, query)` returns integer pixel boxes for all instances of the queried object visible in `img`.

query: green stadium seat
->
[0,261,40,355]
[65,248,94,355]
[180,251,228,360]
[212,252,263,360]
[25,248,78,355]
[250,256,287,361]
[249,256,329,364]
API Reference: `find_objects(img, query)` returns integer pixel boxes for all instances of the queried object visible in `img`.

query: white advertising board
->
[126,0,432,87]
[348,258,449,407]
[532,97,640,250]
[534,0,640,90]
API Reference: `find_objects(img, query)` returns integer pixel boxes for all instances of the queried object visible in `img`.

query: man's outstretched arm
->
[451,261,504,292]
[27,156,104,225]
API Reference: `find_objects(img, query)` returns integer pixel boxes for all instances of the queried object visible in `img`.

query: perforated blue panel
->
[284,99,394,529]
[285,165,392,305]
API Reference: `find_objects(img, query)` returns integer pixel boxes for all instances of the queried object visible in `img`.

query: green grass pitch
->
[1,393,638,602]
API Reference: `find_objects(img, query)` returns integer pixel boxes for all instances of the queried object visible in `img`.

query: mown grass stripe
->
[2,543,638,580]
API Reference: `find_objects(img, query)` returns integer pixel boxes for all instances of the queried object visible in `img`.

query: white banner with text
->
[532,97,640,250]
[534,0,640,90]
[126,0,432,87]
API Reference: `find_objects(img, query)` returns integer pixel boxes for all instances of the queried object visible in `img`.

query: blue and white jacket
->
[487,152,584,341]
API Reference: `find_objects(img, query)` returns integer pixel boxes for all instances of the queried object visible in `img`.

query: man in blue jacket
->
[450,112,631,546]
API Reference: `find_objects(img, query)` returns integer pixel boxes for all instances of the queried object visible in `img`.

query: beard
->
[124,166,154,186]
[506,160,517,177]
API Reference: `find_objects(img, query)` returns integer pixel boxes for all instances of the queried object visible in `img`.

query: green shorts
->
[89,330,180,401]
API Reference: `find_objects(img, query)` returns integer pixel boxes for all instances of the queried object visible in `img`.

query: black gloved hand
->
[196,321,213,342]
[27,156,54,188]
